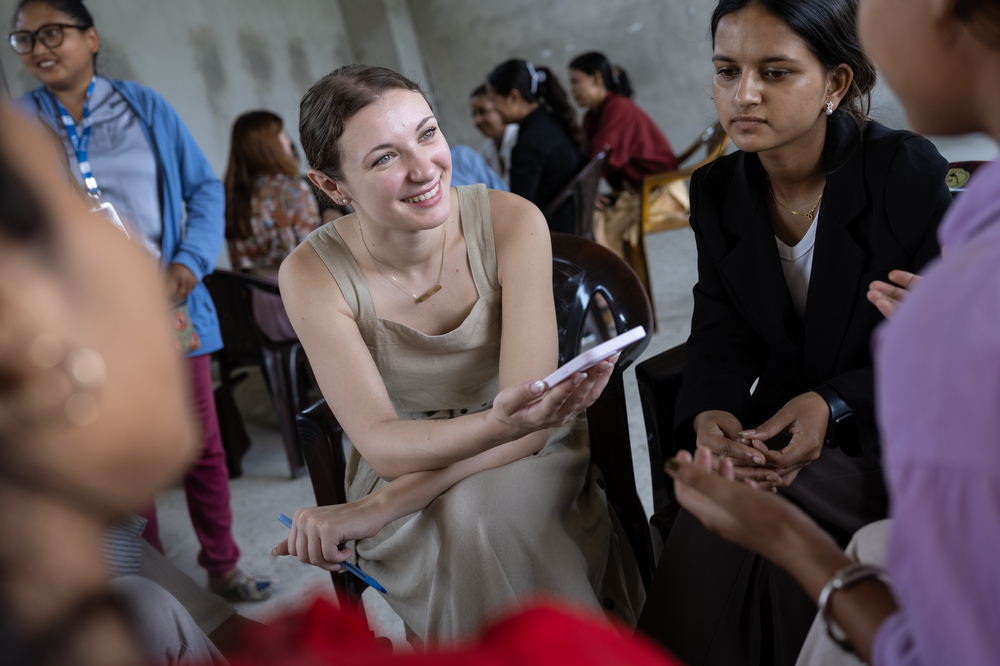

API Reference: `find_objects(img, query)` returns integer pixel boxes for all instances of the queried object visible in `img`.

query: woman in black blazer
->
[636,1,951,664]
[488,59,585,234]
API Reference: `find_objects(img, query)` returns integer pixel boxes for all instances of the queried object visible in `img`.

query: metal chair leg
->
[261,347,306,478]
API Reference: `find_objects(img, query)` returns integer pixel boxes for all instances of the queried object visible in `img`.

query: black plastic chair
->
[295,399,368,611]
[295,230,656,610]
[634,343,687,557]
[543,148,611,239]
[204,270,309,479]
[550,232,656,590]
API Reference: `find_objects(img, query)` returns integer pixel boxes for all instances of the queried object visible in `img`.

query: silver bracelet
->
[817,563,892,653]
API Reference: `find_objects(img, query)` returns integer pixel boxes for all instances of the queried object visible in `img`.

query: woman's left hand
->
[738,391,830,486]
[271,496,389,572]
[667,448,840,573]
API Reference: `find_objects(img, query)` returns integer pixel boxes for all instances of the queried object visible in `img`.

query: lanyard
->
[53,76,99,197]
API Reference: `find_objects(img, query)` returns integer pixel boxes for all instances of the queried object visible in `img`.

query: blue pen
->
[277,513,387,594]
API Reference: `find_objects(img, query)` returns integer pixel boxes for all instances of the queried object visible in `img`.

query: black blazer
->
[509,107,584,234]
[675,112,951,455]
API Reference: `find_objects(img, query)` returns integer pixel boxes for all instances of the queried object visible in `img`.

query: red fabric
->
[583,92,678,190]
[227,596,683,666]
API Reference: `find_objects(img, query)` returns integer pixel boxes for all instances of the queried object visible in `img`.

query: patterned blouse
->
[229,174,321,274]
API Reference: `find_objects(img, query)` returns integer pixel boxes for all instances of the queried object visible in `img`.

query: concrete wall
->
[411,0,723,151]
[339,0,434,105]
[3,0,994,171]
[409,0,997,161]
[0,0,356,175]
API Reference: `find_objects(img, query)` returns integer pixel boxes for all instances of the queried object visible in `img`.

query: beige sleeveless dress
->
[307,184,644,641]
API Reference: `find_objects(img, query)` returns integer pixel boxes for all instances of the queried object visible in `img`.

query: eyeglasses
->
[7,23,89,55]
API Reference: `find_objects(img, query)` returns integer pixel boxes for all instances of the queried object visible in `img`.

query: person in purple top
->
[659,0,1000,664]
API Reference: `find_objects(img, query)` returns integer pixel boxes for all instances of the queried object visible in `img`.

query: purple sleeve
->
[873,465,1000,666]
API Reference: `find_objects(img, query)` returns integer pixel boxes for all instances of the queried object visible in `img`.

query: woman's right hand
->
[492,356,617,436]
[693,410,764,464]
[272,495,390,572]
[667,448,844,575]
[867,269,921,319]
[693,410,782,487]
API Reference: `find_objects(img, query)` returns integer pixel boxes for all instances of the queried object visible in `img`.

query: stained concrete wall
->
[409,0,997,161]
[411,0,724,150]
[0,0,355,174]
[339,0,434,106]
[2,0,994,173]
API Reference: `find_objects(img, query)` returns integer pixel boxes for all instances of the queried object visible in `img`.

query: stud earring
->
[28,334,106,427]
[826,101,834,116]
[341,199,348,204]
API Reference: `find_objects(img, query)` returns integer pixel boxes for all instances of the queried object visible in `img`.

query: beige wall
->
[1,0,356,174]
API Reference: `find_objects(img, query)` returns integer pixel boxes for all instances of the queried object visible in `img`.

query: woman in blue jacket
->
[11,0,274,601]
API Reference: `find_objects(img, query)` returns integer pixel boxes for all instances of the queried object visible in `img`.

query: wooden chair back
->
[542,149,611,239]
[674,121,728,167]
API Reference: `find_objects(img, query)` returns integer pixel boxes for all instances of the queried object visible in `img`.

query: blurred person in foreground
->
[0,98,207,664]
[10,0,273,601]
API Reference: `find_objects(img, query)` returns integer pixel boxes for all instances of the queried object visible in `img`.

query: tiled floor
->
[155,226,699,644]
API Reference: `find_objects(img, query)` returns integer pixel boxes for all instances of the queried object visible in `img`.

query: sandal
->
[209,569,278,602]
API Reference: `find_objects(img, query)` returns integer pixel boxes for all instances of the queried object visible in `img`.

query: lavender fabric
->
[872,157,1000,665]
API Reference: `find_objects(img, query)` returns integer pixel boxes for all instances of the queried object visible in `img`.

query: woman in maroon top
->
[568,52,681,257]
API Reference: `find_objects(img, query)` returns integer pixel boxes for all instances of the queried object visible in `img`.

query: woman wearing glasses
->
[9,0,275,602]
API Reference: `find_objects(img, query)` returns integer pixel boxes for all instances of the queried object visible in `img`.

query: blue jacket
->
[22,78,224,356]
[449,144,509,191]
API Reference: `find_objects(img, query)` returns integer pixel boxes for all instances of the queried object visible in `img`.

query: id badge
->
[90,200,130,237]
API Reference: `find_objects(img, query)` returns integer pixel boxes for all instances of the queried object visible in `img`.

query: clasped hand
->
[693,390,829,489]
[272,497,388,571]
[492,353,619,438]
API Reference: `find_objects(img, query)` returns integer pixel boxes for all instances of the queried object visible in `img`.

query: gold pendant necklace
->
[358,219,446,303]
[767,177,824,221]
